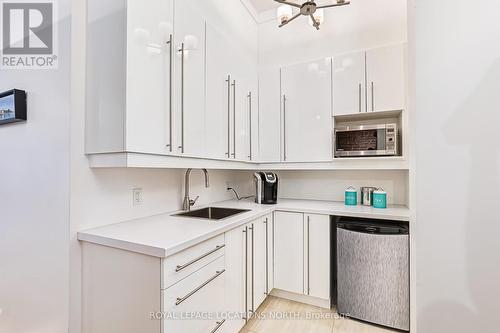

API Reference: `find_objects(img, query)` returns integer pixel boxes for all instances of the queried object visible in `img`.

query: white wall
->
[258,0,407,67]
[0,1,71,332]
[415,0,500,332]
[277,170,408,205]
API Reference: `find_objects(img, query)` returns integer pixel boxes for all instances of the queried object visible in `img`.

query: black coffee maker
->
[254,172,278,204]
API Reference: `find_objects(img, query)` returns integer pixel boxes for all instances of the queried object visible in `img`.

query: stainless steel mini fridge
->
[336,217,410,331]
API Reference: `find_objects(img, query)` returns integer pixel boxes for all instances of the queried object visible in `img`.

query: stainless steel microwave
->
[334,123,398,157]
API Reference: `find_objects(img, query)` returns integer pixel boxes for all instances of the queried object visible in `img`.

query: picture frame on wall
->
[0,89,27,125]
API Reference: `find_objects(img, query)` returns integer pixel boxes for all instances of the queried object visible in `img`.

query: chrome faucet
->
[183,168,210,211]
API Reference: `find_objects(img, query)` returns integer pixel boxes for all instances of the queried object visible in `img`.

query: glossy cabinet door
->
[274,211,304,294]
[258,67,282,162]
[281,59,333,162]
[163,256,226,333]
[233,56,257,161]
[126,0,174,154]
[266,214,274,294]
[224,225,246,333]
[247,75,259,162]
[252,216,269,312]
[205,23,232,159]
[333,50,366,116]
[174,0,206,156]
[366,43,406,112]
[305,214,330,301]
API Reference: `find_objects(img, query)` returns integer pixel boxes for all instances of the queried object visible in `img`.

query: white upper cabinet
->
[126,0,174,154]
[281,59,333,162]
[174,0,206,156]
[366,43,406,113]
[258,68,282,163]
[205,23,232,159]
[205,23,257,162]
[333,50,366,116]
[86,0,174,155]
[233,58,257,162]
[333,43,406,116]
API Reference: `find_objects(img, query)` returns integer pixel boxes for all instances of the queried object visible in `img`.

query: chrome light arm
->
[279,12,301,27]
[309,14,320,30]
[317,1,351,9]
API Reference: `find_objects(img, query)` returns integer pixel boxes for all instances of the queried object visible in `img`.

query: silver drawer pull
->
[175,269,226,306]
[175,244,225,272]
[209,319,226,333]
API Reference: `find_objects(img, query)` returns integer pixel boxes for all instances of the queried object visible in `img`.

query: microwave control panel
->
[385,124,397,154]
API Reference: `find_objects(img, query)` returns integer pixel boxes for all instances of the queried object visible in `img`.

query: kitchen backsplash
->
[276,170,408,206]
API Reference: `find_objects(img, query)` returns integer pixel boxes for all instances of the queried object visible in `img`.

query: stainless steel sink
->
[173,207,250,220]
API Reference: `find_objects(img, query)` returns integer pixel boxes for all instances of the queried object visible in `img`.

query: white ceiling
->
[248,0,280,13]
[248,0,346,13]
[250,0,279,13]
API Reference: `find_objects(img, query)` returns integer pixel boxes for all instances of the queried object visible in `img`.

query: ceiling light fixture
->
[275,0,350,30]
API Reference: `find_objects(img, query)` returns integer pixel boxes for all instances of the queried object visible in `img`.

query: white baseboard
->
[269,288,331,309]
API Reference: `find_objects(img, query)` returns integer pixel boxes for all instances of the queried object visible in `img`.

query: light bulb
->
[277,5,293,25]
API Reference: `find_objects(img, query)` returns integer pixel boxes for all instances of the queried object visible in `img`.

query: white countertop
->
[78,199,410,258]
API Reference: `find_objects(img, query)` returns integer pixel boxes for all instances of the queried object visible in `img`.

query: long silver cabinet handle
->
[250,224,255,313]
[307,216,310,295]
[175,269,225,306]
[371,81,374,111]
[283,94,287,161]
[175,244,225,272]
[248,91,252,160]
[226,75,231,157]
[166,34,173,151]
[358,83,362,113]
[232,80,236,158]
[264,218,268,295]
[209,319,226,333]
[243,227,248,321]
[180,41,185,152]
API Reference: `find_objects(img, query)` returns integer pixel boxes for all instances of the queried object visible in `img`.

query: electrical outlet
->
[132,188,143,206]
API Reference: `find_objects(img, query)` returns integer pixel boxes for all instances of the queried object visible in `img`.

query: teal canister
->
[344,186,358,206]
[372,189,387,209]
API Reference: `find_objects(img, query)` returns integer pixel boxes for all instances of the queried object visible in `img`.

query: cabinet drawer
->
[162,256,226,333]
[163,234,225,289]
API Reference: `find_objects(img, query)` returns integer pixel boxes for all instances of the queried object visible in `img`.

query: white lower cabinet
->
[274,211,305,294]
[274,211,331,306]
[224,214,273,332]
[305,213,331,301]
[224,224,246,332]
[252,216,271,310]
[81,211,328,333]
[82,236,228,333]
[163,256,226,333]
